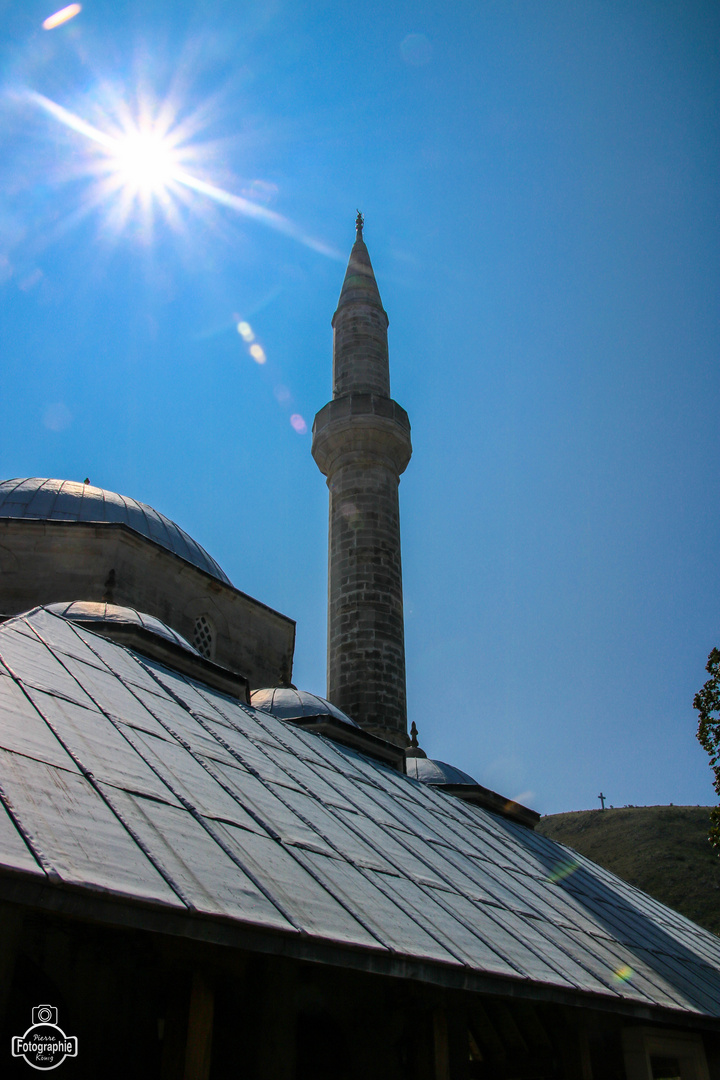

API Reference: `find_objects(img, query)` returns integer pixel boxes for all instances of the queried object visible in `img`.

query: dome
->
[251,687,360,727]
[0,478,231,586]
[47,601,200,655]
[405,757,478,786]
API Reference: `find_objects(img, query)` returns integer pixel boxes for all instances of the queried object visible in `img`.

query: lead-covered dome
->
[0,478,231,585]
[251,687,360,728]
[405,757,478,785]
[47,601,200,654]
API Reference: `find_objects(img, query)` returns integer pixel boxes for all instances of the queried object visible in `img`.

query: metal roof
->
[0,478,231,585]
[1,607,719,1021]
[251,686,360,727]
[406,756,478,785]
[46,602,200,655]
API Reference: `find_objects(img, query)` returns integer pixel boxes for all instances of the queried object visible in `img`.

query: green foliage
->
[693,648,720,850]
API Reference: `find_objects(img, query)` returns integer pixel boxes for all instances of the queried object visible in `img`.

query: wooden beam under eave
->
[433,1008,451,1080]
[183,971,214,1080]
[0,901,23,1029]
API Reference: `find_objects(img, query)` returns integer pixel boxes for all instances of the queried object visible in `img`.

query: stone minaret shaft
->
[312,216,412,746]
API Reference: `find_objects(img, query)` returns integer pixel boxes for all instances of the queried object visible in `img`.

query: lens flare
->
[340,501,362,526]
[290,414,307,434]
[237,321,254,342]
[249,344,266,364]
[548,858,580,884]
[613,964,634,984]
[43,4,81,30]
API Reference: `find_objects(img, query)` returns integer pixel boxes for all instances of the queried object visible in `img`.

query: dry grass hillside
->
[536,805,720,936]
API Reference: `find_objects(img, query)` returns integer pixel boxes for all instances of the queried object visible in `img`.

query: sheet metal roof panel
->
[22,609,111,668]
[138,662,235,721]
[367,871,527,979]
[211,764,337,854]
[0,797,46,878]
[425,843,549,918]
[293,736,378,781]
[58,654,174,725]
[432,887,599,991]
[101,787,294,929]
[277,787,398,872]
[493,863,623,940]
[0,628,95,708]
[395,830,511,905]
[0,751,182,905]
[127,686,210,739]
[434,795,553,874]
[213,821,387,950]
[17,479,58,518]
[332,808,453,888]
[71,625,179,695]
[195,724,306,793]
[628,945,720,1016]
[410,796,532,871]
[456,851,617,934]
[121,728,266,832]
[530,918,679,1008]
[141,707,242,769]
[0,675,80,772]
[249,707,381,774]
[257,744,359,807]
[23,689,182,806]
[298,849,463,964]
[557,865,711,961]
[201,718,310,779]
[562,846,720,963]
[322,771,448,839]
[76,486,106,522]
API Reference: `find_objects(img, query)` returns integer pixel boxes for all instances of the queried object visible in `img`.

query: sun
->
[92,115,189,236]
[109,129,179,196]
[27,90,340,255]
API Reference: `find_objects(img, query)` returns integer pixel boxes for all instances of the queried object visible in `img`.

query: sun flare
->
[27,91,340,256]
[109,129,179,195]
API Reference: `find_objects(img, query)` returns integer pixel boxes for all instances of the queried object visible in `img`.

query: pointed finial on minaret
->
[410,721,419,748]
[355,209,364,237]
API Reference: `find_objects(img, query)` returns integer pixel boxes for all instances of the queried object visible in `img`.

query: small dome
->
[0,478,231,586]
[251,687,359,728]
[405,757,478,786]
[47,601,200,655]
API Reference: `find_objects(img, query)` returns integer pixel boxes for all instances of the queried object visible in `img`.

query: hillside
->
[536,805,720,936]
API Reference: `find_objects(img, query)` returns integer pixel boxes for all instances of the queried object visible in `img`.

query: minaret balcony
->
[312,394,412,478]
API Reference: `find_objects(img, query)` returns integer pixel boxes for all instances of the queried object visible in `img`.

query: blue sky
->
[1,0,718,815]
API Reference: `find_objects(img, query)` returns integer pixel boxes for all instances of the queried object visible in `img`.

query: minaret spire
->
[312,217,412,746]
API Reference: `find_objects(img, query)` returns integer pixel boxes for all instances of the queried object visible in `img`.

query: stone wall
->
[0,519,295,689]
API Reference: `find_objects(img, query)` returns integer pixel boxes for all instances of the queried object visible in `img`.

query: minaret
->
[312,214,412,746]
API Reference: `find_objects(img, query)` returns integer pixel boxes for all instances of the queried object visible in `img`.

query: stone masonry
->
[312,216,412,746]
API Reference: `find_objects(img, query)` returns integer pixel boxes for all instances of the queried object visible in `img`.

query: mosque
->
[0,218,718,1078]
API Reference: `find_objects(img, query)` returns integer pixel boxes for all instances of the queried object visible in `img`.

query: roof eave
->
[0,868,716,1031]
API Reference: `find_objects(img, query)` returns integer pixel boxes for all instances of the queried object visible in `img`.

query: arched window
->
[193,614,214,660]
